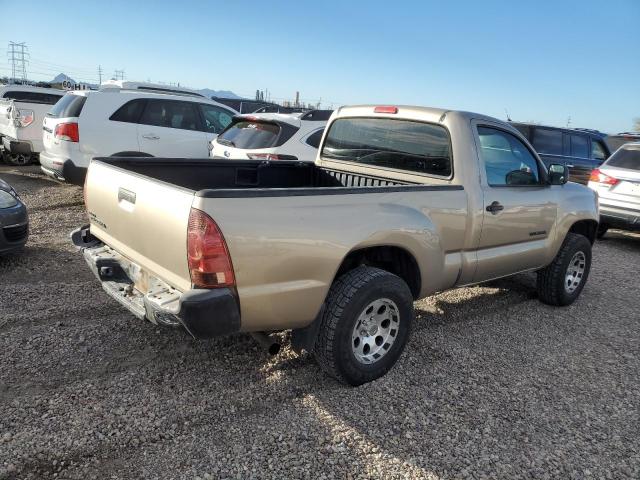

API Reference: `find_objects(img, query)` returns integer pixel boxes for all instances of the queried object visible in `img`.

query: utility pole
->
[113,69,125,81]
[98,65,103,84]
[7,42,29,84]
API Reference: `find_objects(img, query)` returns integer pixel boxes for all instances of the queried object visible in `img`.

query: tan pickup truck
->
[73,105,599,385]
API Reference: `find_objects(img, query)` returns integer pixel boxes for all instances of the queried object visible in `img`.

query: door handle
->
[142,134,160,140]
[486,201,504,214]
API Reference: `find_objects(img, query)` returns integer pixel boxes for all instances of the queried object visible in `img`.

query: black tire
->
[596,224,608,240]
[313,266,414,386]
[537,233,592,306]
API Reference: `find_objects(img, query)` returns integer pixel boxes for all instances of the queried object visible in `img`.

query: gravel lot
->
[0,165,639,479]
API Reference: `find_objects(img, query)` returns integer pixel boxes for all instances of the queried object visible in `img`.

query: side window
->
[199,104,234,134]
[139,100,201,131]
[532,128,563,155]
[110,99,146,123]
[478,126,541,186]
[591,139,608,161]
[305,129,324,149]
[570,135,589,158]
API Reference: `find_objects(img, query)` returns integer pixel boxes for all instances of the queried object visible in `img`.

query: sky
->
[1,0,638,133]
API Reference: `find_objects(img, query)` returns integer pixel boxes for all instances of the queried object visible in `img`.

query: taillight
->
[374,106,398,114]
[246,153,298,161]
[14,109,34,128]
[54,122,79,142]
[187,208,235,288]
[589,168,619,186]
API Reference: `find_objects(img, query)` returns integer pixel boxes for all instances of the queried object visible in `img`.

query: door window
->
[570,135,589,158]
[532,128,563,155]
[199,104,234,134]
[478,126,541,186]
[591,140,608,161]
[139,100,201,131]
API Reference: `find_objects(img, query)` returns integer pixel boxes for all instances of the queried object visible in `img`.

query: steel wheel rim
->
[351,298,400,364]
[565,251,586,294]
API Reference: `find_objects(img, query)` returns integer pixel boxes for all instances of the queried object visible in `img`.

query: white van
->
[0,85,64,165]
[40,83,237,183]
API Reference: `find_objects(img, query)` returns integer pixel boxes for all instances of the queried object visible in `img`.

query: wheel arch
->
[333,245,422,299]
[568,219,598,244]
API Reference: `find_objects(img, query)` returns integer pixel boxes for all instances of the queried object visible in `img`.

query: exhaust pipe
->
[250,332,281,356]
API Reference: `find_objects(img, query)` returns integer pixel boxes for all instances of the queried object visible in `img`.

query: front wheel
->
[537,233,592,306]
[313,266,414,386]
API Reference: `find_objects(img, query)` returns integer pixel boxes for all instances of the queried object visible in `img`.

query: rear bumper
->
[1,136,35,155]
[600,203,640,231]
[40,153,87,185]
[71,226,240,338]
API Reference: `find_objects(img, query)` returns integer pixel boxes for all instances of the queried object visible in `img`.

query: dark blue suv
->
[510,122,611,184]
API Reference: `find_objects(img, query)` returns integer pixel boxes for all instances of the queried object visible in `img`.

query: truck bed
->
[97,157,418,194]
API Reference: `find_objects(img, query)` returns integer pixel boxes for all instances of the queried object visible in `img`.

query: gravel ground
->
[0,165,639,479]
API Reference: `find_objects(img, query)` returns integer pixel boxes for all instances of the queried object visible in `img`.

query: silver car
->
[588,142,640,238]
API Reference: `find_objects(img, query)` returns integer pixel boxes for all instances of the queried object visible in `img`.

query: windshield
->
[321,117,452,177]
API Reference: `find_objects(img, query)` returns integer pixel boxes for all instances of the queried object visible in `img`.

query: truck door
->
[472,123,558,283]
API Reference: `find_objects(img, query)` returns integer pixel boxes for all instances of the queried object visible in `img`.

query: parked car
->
[588,142,640,238]
[39,82,237,184]
[0,85,64,165]
[0,177,28,254]
[605,132,640,153]
[510,122,611,184]
[211,110,333,161]
[73,105,598,385]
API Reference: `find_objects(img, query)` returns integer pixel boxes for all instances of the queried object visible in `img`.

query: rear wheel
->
[537,233,592,306]
[314,266,414,386]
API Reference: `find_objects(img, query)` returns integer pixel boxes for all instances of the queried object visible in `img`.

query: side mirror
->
[548,164,568,185]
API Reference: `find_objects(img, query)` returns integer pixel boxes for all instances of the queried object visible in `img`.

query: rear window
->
[217,121,281,149]
[321,117,452,177]
[3,90,63,105]
[605,147,640,171]
[47,94,87,118]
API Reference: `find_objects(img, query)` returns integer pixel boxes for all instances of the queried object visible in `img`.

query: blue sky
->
[1,0,638,132]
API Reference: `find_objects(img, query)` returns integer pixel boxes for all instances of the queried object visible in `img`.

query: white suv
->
[40,83,237,183]
[210,110,332,162]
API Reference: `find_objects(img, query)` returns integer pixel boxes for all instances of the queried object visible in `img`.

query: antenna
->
[504,108,512,122]
[566,116,571,128]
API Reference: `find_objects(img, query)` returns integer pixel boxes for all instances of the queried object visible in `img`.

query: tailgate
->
[85,160,195,292]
